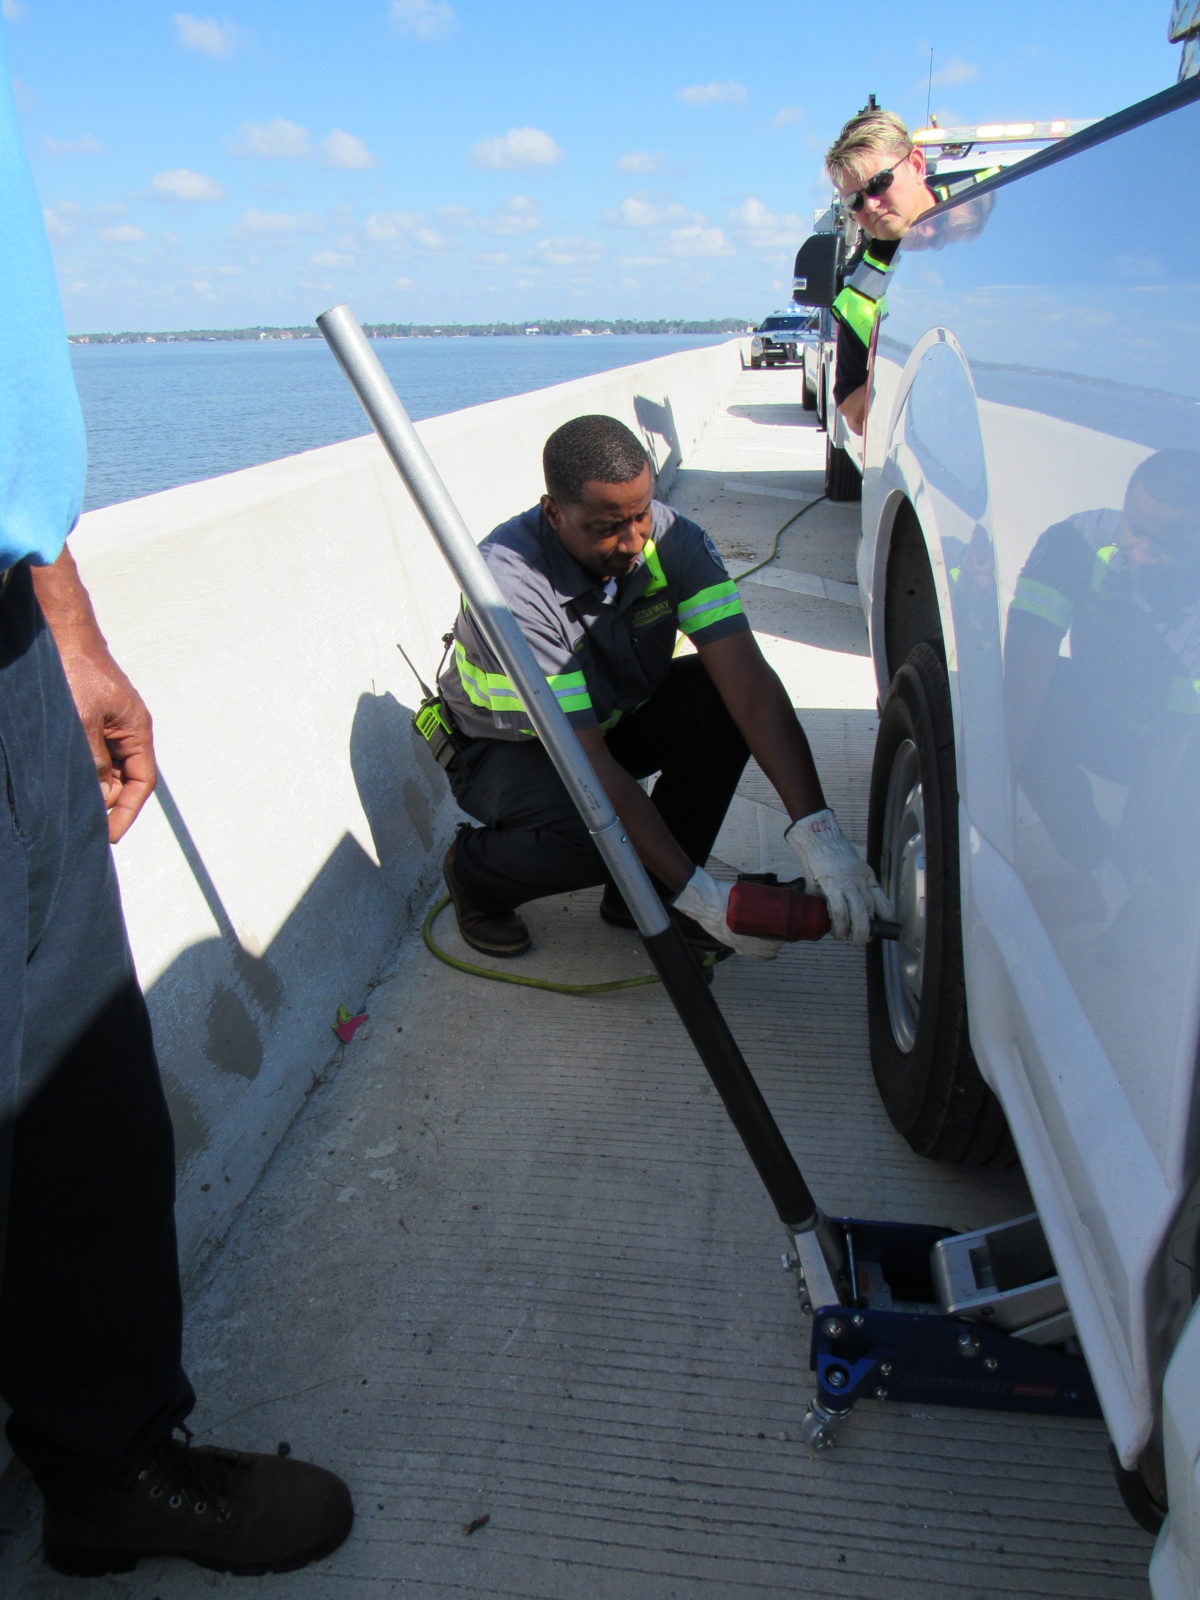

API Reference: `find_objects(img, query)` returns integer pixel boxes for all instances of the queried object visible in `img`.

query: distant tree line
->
[69,317,748,345]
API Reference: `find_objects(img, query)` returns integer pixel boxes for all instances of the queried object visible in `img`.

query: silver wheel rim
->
[879,737,926,1054]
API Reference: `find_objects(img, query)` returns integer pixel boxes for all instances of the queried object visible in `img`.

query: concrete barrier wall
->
[69,336,746,1272]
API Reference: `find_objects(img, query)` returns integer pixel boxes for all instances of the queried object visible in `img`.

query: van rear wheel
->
[866,643,1012,1165]
[825,436,861,501]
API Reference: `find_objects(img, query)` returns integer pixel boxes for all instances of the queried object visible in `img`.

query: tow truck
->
[791,11,1200,1597]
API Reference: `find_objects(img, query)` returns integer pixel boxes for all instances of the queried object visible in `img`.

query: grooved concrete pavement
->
[0,363,1154,1598]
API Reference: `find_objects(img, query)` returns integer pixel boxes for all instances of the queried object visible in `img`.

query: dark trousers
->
[0,564,194,1498]
[447,655,750,911]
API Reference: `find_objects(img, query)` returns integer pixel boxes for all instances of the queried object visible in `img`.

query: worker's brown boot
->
[40,1431,353,1577]
[444,836,531,957]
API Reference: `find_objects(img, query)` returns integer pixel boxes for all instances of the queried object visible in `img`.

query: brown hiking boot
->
[443,835,531,957]
[41,1431,353,1577]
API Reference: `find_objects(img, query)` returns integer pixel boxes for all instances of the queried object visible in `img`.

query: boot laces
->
[136,1427,240,1520]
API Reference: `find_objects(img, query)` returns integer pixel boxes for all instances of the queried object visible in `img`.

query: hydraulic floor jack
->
[727,878,1100,1444]
[317,305,1100,1452]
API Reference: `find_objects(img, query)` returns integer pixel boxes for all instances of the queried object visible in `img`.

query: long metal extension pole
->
[317,304,823,1236]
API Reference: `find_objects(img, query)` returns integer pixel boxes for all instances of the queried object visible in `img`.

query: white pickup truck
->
[795,28,1200,1600]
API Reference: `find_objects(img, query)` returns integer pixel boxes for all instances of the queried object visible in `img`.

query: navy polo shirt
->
[440,499,748,742]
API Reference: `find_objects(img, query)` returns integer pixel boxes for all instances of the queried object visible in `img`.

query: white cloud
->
[237,208,312,234]
[605,197,702,229]
[44,206,78,240]
[173,13,245,60]
[931,56,979,87]
[729,195,806,250]
[394,275,415,289]
[230,118,312,159]
[620,254,668,268]
[319,129,375,170]
[365,209,424,242]
[616,150,667,174]
[364,210,447,250]
[390,0,456,40]
[677,81,747,108]
[534,236,602,267]
[427,198,541,237]
[310,250,355,269]
[435,204,475,229]
[772,106,805,128]
[148,168,227,202]
[3,1,29,20]
[470,126,562,171]
[101,225,147,243]
[229,119,374,169]
[667,225,732,257]
[487,196,540,235]
[42,132,105,156]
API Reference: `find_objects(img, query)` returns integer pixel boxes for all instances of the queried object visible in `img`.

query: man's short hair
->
[1127,449,1200,554]
[543,415,649,504]
[826,108,913,190]
[1129,448,1200,513]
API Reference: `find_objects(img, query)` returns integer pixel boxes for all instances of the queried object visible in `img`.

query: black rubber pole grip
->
[642,923,818,1228]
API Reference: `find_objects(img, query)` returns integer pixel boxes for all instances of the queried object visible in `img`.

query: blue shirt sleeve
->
[0,24,86,567]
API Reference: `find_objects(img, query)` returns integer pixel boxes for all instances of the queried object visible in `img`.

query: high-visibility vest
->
[831,244,893,346]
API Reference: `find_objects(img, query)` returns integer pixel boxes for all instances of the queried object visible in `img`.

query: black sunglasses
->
[846,153,910,212]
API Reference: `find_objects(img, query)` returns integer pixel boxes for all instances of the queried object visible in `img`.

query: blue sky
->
[4,1,1183,333]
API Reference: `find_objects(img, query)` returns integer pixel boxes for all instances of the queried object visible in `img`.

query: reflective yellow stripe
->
[454,641,592,716]
[641,538,667,595]
[547,669,592,713]
[678,579,743,635]
[1012,575,1072,631]
[832,284,881,346]
[1090,544,1118,593]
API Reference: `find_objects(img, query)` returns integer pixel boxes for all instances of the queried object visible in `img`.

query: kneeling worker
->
[437,414,888,959]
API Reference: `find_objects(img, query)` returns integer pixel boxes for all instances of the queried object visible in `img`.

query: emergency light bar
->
[912,118,1096,145]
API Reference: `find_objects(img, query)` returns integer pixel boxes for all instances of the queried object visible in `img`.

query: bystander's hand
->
[30,546,158,841]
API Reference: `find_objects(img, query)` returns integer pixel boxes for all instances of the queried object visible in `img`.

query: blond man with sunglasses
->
[824,109,940,436]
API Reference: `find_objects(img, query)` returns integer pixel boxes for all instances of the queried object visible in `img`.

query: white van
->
[797,65,1200,1600]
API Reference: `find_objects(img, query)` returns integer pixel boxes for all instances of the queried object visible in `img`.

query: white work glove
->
[672,866,782,960]
[786,807,892,947]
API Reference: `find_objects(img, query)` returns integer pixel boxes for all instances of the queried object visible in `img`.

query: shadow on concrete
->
[727,402,819,429]
[143,690,453,1197]
[633,392,682,487]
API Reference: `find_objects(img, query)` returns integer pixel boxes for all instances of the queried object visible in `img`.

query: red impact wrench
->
[725,876,901,943]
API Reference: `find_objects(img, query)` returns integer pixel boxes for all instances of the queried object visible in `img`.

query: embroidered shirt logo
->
[631,600,671,630]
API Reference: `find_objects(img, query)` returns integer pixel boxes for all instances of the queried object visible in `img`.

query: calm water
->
[69,333,731,512]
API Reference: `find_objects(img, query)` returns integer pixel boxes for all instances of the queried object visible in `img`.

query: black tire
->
[824,435,861,501]
[750,354,763,369]
[866,643,1012,1165]
[801,373,817,411]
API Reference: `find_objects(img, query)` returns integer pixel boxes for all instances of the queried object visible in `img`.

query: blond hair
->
[825,108,913,190]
